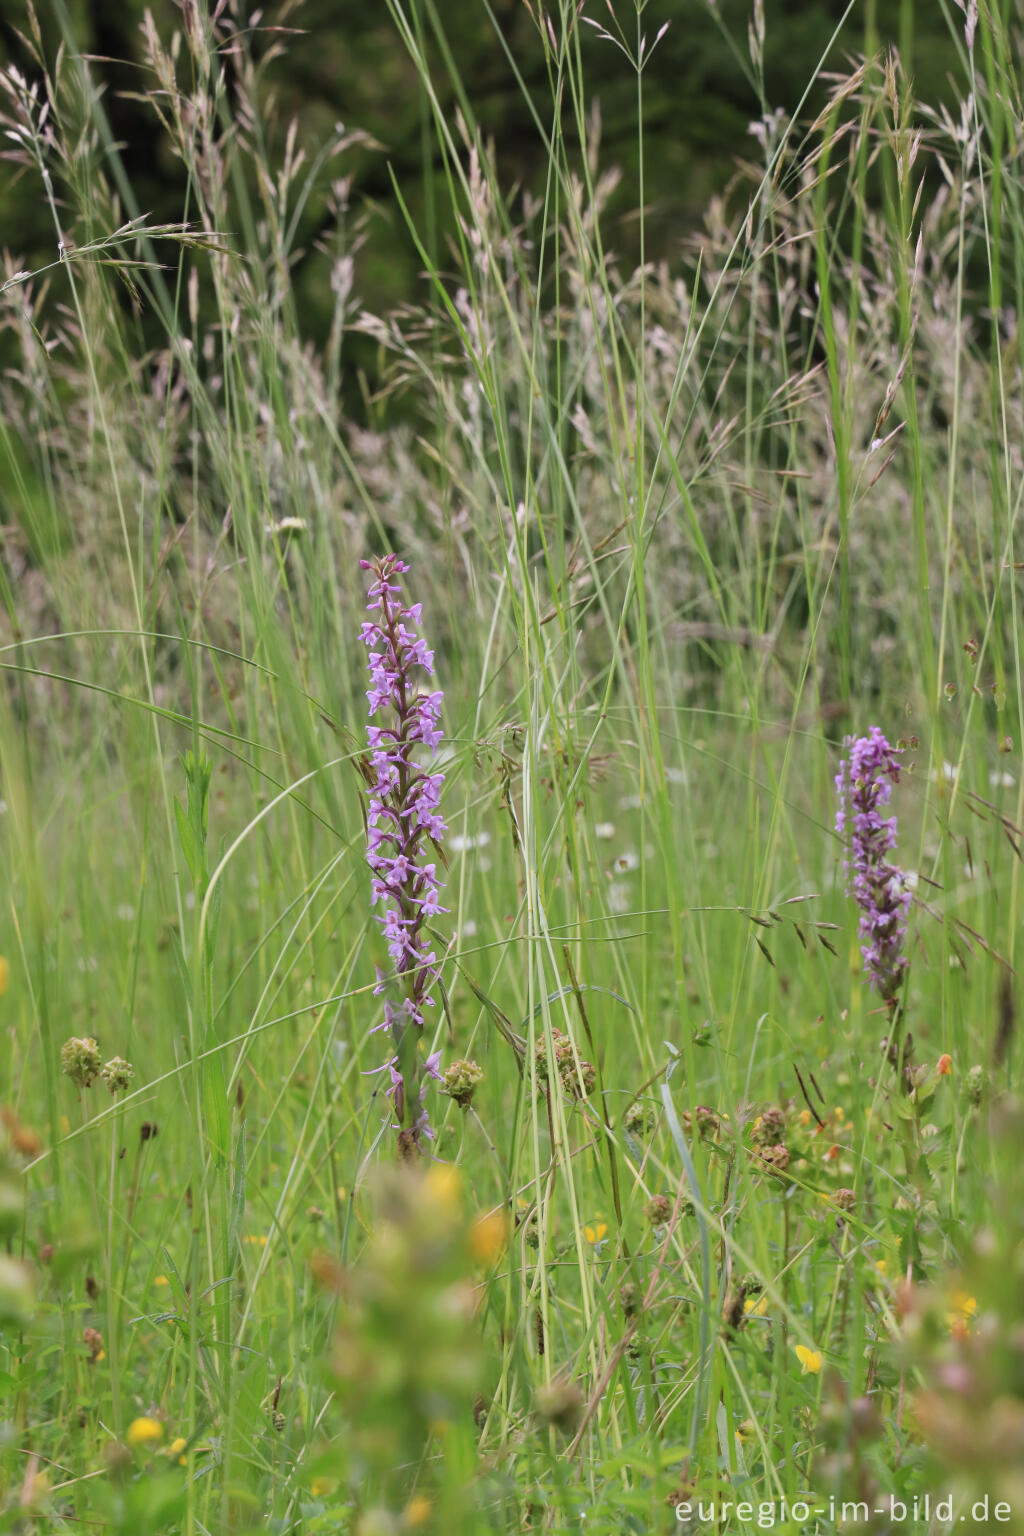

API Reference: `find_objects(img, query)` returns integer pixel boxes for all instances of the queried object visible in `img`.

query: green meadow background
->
[0,0,1022,1533]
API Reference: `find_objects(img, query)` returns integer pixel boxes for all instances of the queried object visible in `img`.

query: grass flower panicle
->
[835,728,912,1002]
[360,554,448,1154]
[441,1058,483,1109]
[59,1036,102,1089]
[100,1056,134,1094]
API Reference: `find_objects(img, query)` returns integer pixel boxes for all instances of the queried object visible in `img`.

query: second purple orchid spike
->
[835,726,912,1004]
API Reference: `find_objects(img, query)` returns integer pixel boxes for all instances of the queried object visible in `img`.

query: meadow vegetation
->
[0,1,1023,1532]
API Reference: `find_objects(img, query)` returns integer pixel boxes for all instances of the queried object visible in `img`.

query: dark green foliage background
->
[0,0,958,328]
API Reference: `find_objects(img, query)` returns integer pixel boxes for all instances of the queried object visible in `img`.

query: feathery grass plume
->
[360,554,447,1157]
[835,727,911,1003]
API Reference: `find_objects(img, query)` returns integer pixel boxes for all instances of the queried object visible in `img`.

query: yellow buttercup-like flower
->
[744,1294,769,1317]
[795,1345,822,1374]
[126,1417,163,1446]
[584,1221,608,1245]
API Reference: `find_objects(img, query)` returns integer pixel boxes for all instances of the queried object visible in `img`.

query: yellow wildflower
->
[744,1294,769,1317]
[404,1494,432,1528]
[126,1417,163,1446]
[167,1437,187,1465]
[153,1275,169,1287]
[311,1476,337,1498]
[0,957,9,995]
[946,1291,977,1334]
[584,1221,608,1245]
[795,1345,822,1374]
[424,1163,463,1213]
[468,1209,509,1265]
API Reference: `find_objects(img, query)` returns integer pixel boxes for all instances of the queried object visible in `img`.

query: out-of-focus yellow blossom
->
[424,1163,463,1213]
[404,1494,432,1528]
[946,1291,977,1334]
[468,1209,509,1265]
[126,1417,163,1445]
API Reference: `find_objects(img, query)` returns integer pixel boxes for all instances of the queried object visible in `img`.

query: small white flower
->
[264,517,309,536]
[594,822,616,840]
[989,770,1015,788]
[451,831,491,853]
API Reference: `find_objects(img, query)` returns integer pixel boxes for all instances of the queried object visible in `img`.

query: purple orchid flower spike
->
[360,554,448,1157]
[835,727,912,1004]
